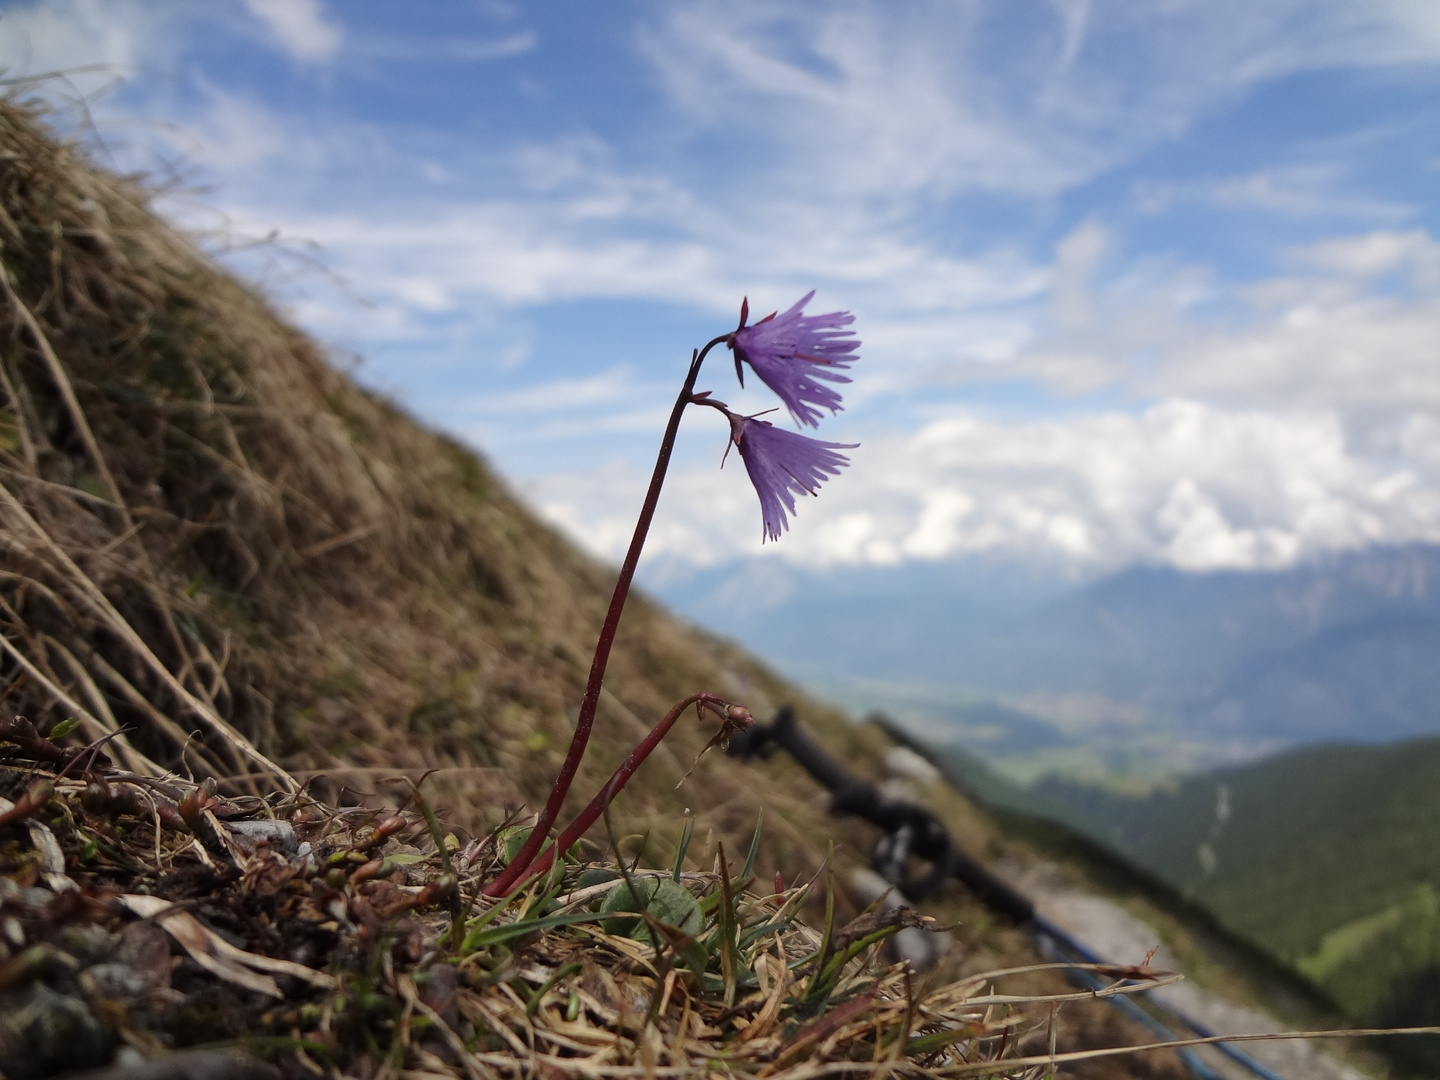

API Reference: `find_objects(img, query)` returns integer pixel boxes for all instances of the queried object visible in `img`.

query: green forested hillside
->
[956,736,1440,1033]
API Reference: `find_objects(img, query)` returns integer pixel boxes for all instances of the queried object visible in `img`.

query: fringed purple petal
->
[733,416,857,542]
[730,292,860,427]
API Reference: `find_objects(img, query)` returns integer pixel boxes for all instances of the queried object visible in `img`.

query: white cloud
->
[158,0,1431,418]
[1294,228,1440,284]
[190,180,1045,383]
[1156,478,1301,571]
[0,0,158,96]
[242,0,341,64]
[178,83,290,170]
[350,31,536,63]
[639,0,1440,204]
[114,2,1434,423]
[1134,166,1414,221]
[459,370,644,415]
[639,2,1095,201]
[993,226,1440,423]
[535,395,1440,575]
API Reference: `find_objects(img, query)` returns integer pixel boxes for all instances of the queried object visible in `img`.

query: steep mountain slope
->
[0,94,884,887]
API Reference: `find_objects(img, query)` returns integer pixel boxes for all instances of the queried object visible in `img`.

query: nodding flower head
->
[728,291,859,427]
[728,412,857,542]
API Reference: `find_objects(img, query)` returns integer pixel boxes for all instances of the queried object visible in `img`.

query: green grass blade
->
[463,910,607,950]
[716,841,739,1008]
[739,808,763,881]
[671,811,695,882]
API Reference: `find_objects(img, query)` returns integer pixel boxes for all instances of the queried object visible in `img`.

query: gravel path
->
[1002,862,1371,1080]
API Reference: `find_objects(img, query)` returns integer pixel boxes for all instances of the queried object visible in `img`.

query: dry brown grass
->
[0,90,843,862]
[1,738,1197,1080]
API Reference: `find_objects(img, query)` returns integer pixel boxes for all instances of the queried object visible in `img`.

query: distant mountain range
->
[659,543,1440,771]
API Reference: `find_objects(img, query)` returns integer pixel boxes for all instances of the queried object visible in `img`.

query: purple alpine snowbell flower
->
[728,291,860,427]
[729,412,858,542]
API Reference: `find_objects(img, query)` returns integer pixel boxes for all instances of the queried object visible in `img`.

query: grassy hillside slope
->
[0,94,894,887]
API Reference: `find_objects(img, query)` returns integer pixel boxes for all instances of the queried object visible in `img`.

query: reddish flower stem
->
[483,335,731,897]
[505,692,735,888]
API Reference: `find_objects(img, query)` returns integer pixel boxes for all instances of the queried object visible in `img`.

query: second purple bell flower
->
[728,413,857,543]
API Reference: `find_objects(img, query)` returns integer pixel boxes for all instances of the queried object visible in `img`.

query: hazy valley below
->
[660,542,1440,781]
[657,543,1440,1067]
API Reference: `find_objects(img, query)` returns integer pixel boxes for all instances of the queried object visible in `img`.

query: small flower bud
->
[81,779,113,813]
[177,789,204,832]
[155,799,189,833]
[349,859,388,885]
[374,814,408,839]
[177,777,219,832]
[726,704,755,728]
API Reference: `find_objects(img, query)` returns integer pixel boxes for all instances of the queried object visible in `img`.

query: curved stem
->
[484,335,731,897]
[509,691,728,887]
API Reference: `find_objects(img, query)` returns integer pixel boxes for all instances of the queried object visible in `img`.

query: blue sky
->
[5,0,1440,597]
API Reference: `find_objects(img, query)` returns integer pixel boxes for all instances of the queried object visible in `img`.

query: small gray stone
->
[80,963,152,1000]
[0,983,113,1075]
[61,925,118,963]
[225,819,298,857]
[18,887,53,912]
[112,922,172,993]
